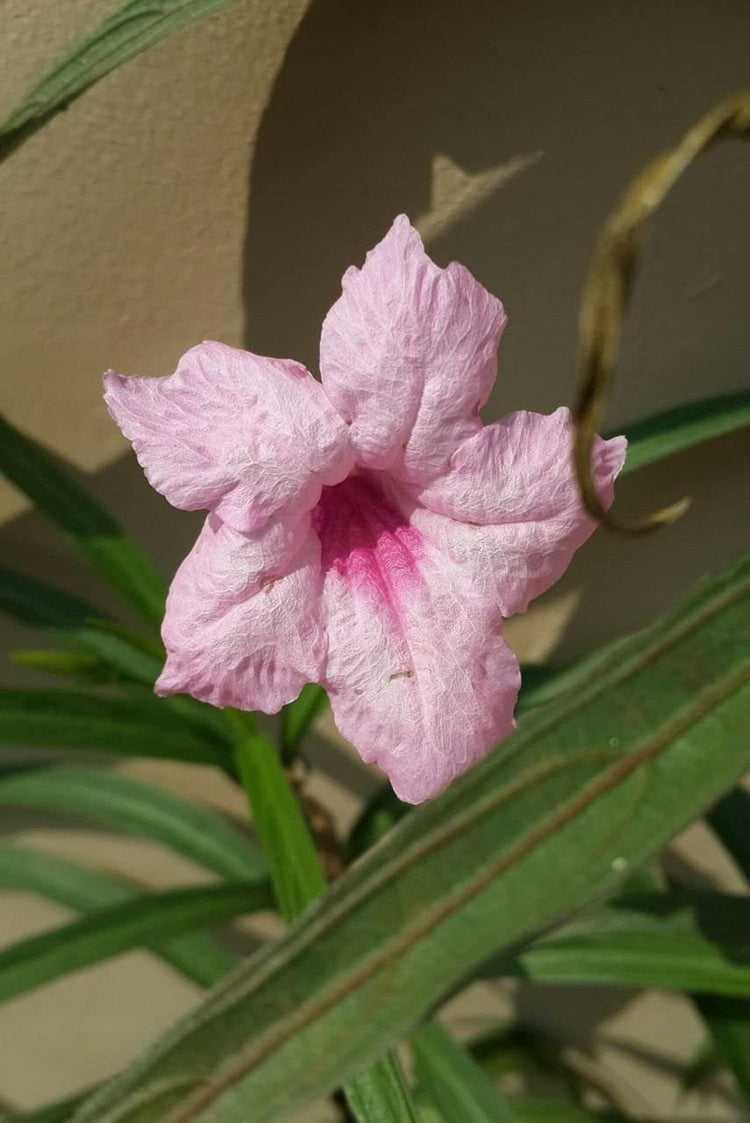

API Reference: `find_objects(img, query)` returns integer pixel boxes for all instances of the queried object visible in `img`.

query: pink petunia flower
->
[104,216,626,804]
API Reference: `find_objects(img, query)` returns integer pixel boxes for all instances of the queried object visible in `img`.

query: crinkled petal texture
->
[106,219,628,806]
[104,342,352,533]
[156,513,326,713]
[320,215,506,484]
[411,408,627,616]
[312,473,520,803]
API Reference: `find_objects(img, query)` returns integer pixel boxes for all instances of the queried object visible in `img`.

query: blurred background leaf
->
[0,415,165,628]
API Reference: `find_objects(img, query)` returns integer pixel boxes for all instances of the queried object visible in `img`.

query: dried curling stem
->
[573,89,750,533]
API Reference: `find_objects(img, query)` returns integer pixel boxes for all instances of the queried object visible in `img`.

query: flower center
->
[312,471,422,603]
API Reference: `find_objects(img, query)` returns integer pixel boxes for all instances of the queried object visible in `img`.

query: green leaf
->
[707,786,750,882]
[280,684,327,761]
[0,414,165,627]
[699,788,750,1100]
[11,624,162,687]
[16,1090,93,1123]
[413,1022,516,1122]
[693,995,750,1101]
[0,843,234,988]
[230,712,409,1122]
[0,881,271,1005]
[345,783,411,863]
[469,1025,577,1093]
[503,891,750,997]
[0,688,228,767]
[10,648,109,683]
[515,636,639,716]
[612,392,750,475]
[0,766,264,881]
[346,1054,419,1123]
[69,626,163,684]
[229,714,325,923]
[72,552,750,1122]
[0,0,240,162]
[0,565,105,629]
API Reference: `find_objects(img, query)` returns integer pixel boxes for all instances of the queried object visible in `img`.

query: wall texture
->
[0,0,748,1113]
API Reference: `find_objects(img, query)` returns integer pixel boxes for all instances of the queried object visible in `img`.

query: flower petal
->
[411,408,627,616]
[104,341,352,533]
[156,513,326,713]
[314,473,519,803]
[320,215,506,483]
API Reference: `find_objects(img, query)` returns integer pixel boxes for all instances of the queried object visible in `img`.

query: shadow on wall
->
[240,0,749,656]
[241,0,749,408]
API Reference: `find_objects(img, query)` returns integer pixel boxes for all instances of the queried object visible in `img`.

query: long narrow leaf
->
[0,689,227,767]
[12,626,162,687]
[0,415,165,627]
[231,712,414,1121]
[0,766,263,880]
[70,627,163,684]
[413,1022,516,1122]
[614,392,750,475]
[0,0,240,162]
[73,552,750,1122]
[230,715,325,923]
[346,1054,419,1123]
[0,566,105,629]
[10,648,109,683]
[702,788,750,1100]
[504,891,750,997]
[0,881,271,1005]
[707,786,750,882]
[693,995,750,1101]
[0,843,234,987]
[17,1090,93,1123]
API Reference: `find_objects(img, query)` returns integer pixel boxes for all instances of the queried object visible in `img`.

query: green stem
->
[229,711,325,921]
[227,709,415,1119]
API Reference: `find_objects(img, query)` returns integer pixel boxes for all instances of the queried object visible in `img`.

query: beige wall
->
[1,0,748,1114]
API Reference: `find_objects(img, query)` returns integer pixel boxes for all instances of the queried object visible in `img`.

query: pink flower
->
[104,216,626,804]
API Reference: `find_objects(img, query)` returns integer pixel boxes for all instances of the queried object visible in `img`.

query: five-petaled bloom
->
[104,216,626,804]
